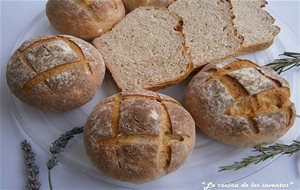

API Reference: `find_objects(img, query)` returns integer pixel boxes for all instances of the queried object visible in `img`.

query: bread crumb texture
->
[184,59,295,147]
[231,0,280,55]
[6,35,105,112]
[93,6,193,91]
[84,89,195,183]
[169,0,243,68]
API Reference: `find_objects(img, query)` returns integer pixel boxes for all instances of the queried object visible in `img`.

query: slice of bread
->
[93,7,192,91]
[169,0,243,69]
[231,0,280,56]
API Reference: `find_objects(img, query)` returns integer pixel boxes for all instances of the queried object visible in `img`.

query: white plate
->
[9,11,300,189]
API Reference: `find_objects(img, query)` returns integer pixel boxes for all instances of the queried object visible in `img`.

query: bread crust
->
[84,89,195,183]
[6,35,105,112]
[234,38,278,56]
[122,0,175,11]
[46,0,125,40]
[184,59,295,147]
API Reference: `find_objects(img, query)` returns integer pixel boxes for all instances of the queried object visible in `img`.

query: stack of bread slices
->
[93,0,280,91]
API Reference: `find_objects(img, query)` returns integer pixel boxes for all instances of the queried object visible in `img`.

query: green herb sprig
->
[21,140,41,190]
[219,140,300,171]
[266,52,300,74]
[46,126,84,190]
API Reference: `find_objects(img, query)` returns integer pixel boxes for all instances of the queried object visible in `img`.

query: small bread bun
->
[184,59,296,147]
[46,0,125,40]
[6,35,105,112]
[84,90,195,183]
[122,0,175,11]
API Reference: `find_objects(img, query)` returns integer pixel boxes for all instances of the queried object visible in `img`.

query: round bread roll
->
[184,59,296,147]
[84,90,195,183]
[6,35,105,112]
[122,0,175,11]
[46,0,125,40]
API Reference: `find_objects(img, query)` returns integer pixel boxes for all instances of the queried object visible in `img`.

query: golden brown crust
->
[46,0,125,40]
[122,0,175,12]
[234,39,276,56]
[6,35,105,112]
[184,59,295,147]
[84,89,195,183]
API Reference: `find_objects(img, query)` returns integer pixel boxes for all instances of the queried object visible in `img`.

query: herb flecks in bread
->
[84,90,195,183]
[93,7,193,91]
[184,59,295,147]
[6,35,105,112]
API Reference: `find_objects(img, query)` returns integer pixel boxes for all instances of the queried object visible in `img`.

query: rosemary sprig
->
[266,52,300,74]
[46,126,84,190]
[219,140,300,171]
[21,140,41,190]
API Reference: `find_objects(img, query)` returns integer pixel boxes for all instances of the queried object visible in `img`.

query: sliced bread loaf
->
[93,7,192,91]
[169,0,243,68]
[231,0,280,55]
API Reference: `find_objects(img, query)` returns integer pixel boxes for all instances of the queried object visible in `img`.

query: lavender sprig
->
[219,140,300,171]
[21,140,41,190]
[266,52,300,74]
[47,126,84,190]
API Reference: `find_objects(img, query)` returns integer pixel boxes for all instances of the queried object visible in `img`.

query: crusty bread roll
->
[6,35,105,112]
[184,59,295,147]
[84,90,195,183]
[46,0,125,40]
[122,0,175,11]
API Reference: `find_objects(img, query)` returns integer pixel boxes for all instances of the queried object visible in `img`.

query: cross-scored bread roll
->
[84,90,195,183]
[6,35,105,112]
[184,59,296,147]
[46,0,125,40]
[122,0,175,11]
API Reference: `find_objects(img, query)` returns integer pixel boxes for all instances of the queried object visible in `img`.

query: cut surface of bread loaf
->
[93,7,192,91]
[169,0,243,69]
[231,0,280,55]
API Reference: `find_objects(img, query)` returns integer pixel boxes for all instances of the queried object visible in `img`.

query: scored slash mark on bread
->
[18,36,94,92]
[6,35,105,111]
[84,90,195,182]
[184,59,295,147]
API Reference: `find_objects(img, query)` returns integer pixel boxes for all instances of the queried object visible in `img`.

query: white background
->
[1,0,300,189]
